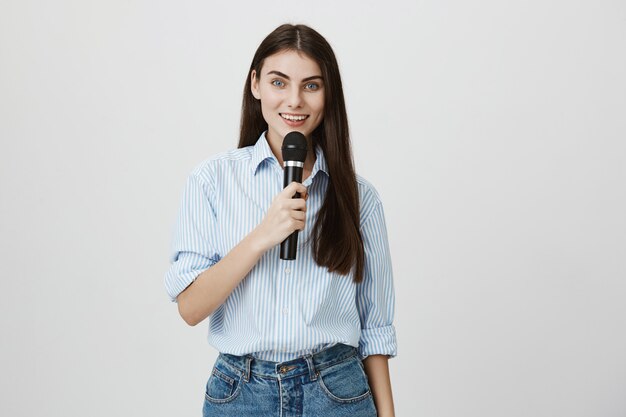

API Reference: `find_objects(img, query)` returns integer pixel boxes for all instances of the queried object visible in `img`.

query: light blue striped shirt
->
[164,132,397,361]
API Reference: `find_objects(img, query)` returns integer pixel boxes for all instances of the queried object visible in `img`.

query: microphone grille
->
[281,132,308,162]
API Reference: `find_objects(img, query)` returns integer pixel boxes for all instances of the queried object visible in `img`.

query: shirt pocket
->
[296,270,348,326]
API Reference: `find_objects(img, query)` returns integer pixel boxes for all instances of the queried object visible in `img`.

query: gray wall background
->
[1,0,625,416]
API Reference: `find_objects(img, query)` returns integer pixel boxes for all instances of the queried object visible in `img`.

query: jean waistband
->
[218,343,358,381]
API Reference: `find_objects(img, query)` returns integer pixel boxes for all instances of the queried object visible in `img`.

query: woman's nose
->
[287,87,303,108]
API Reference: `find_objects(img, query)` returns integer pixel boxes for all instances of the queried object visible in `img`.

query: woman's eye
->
[272,79,285,87]
[305,83,319,90]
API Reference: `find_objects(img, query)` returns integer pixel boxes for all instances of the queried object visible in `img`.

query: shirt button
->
[282,307,289,315]
[285,267,291,274]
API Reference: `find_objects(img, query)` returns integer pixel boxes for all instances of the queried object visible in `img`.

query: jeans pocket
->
[204,359,244,404]
[317,356,372,404]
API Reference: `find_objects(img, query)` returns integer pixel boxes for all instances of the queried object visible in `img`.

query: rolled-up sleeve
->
[356,201,398,359]
[164,171,221,303]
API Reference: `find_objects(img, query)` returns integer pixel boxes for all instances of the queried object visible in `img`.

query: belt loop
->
[304,354,318,381]
[244,356,252,382]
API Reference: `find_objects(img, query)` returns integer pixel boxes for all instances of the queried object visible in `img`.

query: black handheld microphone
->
[280,131,308,260]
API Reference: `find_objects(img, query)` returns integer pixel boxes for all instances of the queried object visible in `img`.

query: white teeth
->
[281,114,308,121]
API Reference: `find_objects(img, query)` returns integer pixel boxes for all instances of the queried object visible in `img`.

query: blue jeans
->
[202,343,378,416]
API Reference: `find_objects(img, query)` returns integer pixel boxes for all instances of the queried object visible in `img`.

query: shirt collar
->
[250,131,329,180]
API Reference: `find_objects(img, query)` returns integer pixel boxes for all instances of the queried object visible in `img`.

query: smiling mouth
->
[280,113,309,121]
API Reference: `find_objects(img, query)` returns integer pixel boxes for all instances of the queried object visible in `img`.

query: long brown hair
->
[238,24,364,284]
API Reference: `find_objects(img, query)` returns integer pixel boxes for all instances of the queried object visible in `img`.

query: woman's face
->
[251,50,325,145]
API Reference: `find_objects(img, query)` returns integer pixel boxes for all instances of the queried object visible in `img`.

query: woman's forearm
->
[176,228,267,326]
[363,354,395,417]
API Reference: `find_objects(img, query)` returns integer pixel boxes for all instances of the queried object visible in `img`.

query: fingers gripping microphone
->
[280,131,308,260]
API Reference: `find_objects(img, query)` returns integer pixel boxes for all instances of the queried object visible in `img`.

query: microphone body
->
[280,132,308,260]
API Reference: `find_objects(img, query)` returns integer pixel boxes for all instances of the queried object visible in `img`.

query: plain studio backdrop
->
[1,0,625,416]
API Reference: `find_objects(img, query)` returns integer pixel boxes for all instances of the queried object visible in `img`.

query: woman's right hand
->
[250,182,308,253]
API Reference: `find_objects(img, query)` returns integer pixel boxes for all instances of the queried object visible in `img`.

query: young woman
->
[164,23,398,417]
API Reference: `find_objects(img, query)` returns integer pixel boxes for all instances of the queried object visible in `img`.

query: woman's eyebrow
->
[266,70,323,82]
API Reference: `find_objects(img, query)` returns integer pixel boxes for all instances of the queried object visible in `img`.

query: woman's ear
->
[251,70,260,100]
